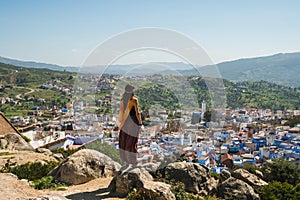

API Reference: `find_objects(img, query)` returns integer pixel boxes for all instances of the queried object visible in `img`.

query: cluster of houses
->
[13,104,300,174]
[2,74,300,173]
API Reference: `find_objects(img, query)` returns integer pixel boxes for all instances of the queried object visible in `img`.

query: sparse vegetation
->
[30,175,67,190]
[0,152,14,156]
[8,161,58,181]
[261,158,300,186]
[85,140,125,165]
[51,148,78,159]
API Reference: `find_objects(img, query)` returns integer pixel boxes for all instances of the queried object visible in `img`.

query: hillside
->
[0,62,75,87]
[1,52,300,87]
[135,78,300,111]
[1,62,300,115]
[0,56,78,72]
[217,52,300,87]
[183,52,300,88]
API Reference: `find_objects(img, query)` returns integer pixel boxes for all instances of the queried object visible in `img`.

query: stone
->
[36,160,48,166]
[109,166,175,200]
[220,170,231,182]
[164,162,216,195]
[0,138,8,149]
[53,153,64,161]
[255,170,264,179]
[141,162,159,177]
[141,180,176,200]
[4,133,33,151]
[217,177,260,200]
[49,149,121,185]
[232,168,268,187]
[109,166,153,195]
[36,148,52,155]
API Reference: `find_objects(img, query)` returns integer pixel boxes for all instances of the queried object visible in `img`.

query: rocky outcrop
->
[109,166,175,200]
[218,177,260,200]
[141,180,175,200]
[109,166,153,194]
[164,162,217,195]
[49,149,121,185]
[35,148,64,162]
[141,162,159,177]
[220,169,231,182]
[255,169,264,179]
[232,169,268,187]
[0,133,33,151]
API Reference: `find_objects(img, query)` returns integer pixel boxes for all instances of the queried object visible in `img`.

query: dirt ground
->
[0,150,57,168]
[0,150,125,200]
[0,173,125,200]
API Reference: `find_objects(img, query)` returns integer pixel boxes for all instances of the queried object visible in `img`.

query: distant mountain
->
[181,52,300,87]
[0,56,78,72]
[1,52,300,87]
[217,52,300,87]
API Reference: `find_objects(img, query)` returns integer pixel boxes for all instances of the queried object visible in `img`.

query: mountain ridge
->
[1,52,300,87]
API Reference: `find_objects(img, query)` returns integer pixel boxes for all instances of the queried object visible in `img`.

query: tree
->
[259,181,298,200]
[261,158,300,186]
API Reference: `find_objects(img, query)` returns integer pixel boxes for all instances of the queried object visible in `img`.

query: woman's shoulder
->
[131,97,138,102]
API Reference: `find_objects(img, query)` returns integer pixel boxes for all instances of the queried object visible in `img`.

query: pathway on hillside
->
[15,86,35,99]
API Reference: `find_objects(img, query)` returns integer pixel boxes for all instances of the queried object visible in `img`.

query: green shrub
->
[127,188,147,200]
[51,148,78,158]
[0,152,14,156]
[30,176,67,190]
[10,161,58,181]
[22,135,31,143]
[210,171,220,181]
[257,181,299,200]
[171,182,202,200]
[261,158,300,185]
[230,163,261,174]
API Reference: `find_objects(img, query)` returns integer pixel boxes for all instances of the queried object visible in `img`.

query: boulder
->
[141,162,159,177]
[49,149,121,185]
[232,168,268,187]
[164,162,216,195]
[220,170,231,182]
[52,153,64,162]
[141,180,176,200]
[255,170,264,179]
[109,166,175,200]
[36,148,52,155]
[109,166,153,195]
[218,177,260,200]
[0,138,8,149]
[3,133,33,151]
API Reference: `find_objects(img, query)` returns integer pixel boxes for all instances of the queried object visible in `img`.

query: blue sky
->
[0,0,299,66]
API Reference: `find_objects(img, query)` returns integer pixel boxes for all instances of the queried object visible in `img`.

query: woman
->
[118,84,142,165]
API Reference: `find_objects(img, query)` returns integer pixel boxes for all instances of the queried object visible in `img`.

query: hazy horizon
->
[1,1,300,66]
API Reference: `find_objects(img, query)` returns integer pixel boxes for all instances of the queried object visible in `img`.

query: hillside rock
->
[220,170,231,182]
[141,162,159,176]
[0,133,34,151]
[49,149,121,185]
[232,168,268,187]
[109,166,153,194]
[217,177,260,200]
[255,170,264,179]
[109,166,175,200]
[164,162,216,195]
[0,173,42,199]
[141,180,176,200]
